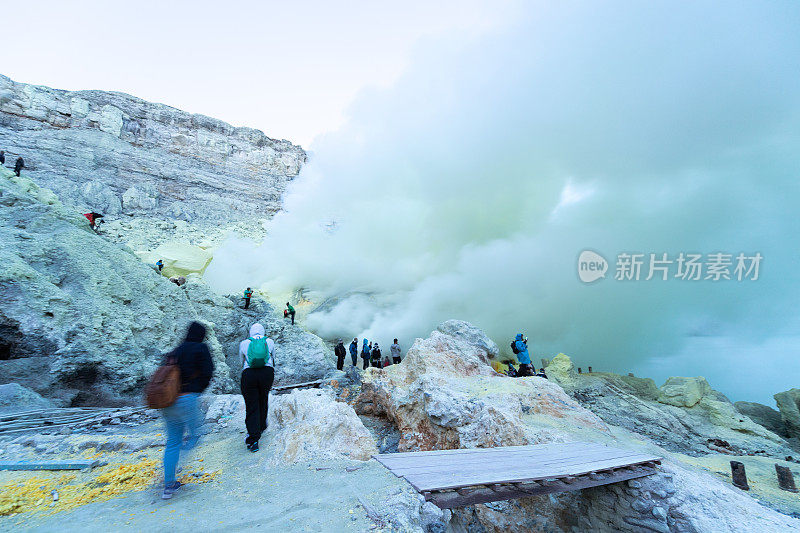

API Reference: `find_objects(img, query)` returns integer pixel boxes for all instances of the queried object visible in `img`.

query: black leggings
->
[240,366,274,444]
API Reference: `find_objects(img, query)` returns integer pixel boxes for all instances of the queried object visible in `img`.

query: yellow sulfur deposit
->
[0,459,221,519]
[0,459,157,517]
[178,470,219,485]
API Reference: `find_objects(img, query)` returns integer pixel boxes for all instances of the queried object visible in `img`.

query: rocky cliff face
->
[0,74,305,230]
[0,167,332,406]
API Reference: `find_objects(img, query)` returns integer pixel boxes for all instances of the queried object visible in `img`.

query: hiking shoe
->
[161,481,182,500]
[248,441,259,453]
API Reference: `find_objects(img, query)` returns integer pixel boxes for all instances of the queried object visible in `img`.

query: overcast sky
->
[3,1,514,146]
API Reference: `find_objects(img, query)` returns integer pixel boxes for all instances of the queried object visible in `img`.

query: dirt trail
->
[1,417,409,532]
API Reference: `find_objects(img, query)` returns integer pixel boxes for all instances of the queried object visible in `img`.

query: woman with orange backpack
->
[159,321,214,499]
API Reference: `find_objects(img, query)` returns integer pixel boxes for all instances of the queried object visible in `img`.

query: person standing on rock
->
[161,321,214,500]
[349,338,359,367]
[156,259,164,272]
[361,338,370,370]
[243,287,253,309]
[239,322,275,453]
[14,156,24,176]
[0,151,4,165]
[371,342,382,368]
[512,333,533,377]
[285,302,296,325]
[390,339,402,364]
[334,339,346,371]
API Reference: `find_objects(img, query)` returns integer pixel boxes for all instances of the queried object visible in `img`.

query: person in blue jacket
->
[349,338,359,367]
[512,333,533,376]
[361,339,371,370]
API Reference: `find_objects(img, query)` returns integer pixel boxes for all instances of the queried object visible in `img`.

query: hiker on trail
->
[371,342,382,368]
[361,339,370,370]
[160,321,214,500]
[0,151,4,164]
[390,339,402,364]
[335,339,346,370]
[239,323,275,453]
[511,333,533,377]
[243,287,253,309]
[285,302,295,325]
[349,338,358,366]
[14,157,24,176]
[83,212,104,232]
[156,259,164,272]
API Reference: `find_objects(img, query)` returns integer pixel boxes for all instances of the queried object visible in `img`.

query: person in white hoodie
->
[239,323,275,452]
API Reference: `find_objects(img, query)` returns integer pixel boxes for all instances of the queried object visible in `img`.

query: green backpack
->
[247,337,270,368]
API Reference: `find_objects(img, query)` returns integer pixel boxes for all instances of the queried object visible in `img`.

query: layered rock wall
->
[0,74,305,226]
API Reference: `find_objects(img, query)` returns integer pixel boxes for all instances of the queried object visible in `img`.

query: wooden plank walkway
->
[272,379,326,393]
[0,460,104,471]
[374,442,661,508]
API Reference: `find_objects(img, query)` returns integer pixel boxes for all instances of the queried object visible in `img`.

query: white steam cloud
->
[206,2,800,403]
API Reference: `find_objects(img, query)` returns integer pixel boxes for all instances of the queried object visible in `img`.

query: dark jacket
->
[371,347,382,361]
[335,342,346,359]
[168,322,214,393]
[14,157,24,172]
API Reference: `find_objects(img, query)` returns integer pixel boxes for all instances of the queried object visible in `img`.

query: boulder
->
[735,401,788,437]
[0,383,54,414]
[356,322,608,452]
[169,276,187,286]
[203,393,244,423]
[774,388,800,439]
[268,388,377,463]
[435,320,499,363]
[657,376,712,408]
[139,241,213,278]
[545,353,578,387]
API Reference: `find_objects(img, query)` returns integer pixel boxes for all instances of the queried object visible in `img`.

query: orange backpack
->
[145,356,181,409]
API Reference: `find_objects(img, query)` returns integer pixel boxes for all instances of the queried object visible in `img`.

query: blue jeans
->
[161,393,200,487]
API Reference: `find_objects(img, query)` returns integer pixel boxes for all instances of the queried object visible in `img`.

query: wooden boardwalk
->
[374,442,661,508]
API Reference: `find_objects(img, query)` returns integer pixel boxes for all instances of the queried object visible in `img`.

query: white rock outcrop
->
[356,320,609,451]
[658,376,713,408]
[269,388,377,463]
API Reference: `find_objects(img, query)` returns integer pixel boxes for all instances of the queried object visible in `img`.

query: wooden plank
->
[406,455,660,492]
[0,460,103,471]
[426,466,657,508]
[374,442,644,471]
[405,454,660,492]
[375,443,597,467]
[398,450,657,487]
[380,445,647,477]
[272,379,325,392]
[376,442,581,461]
